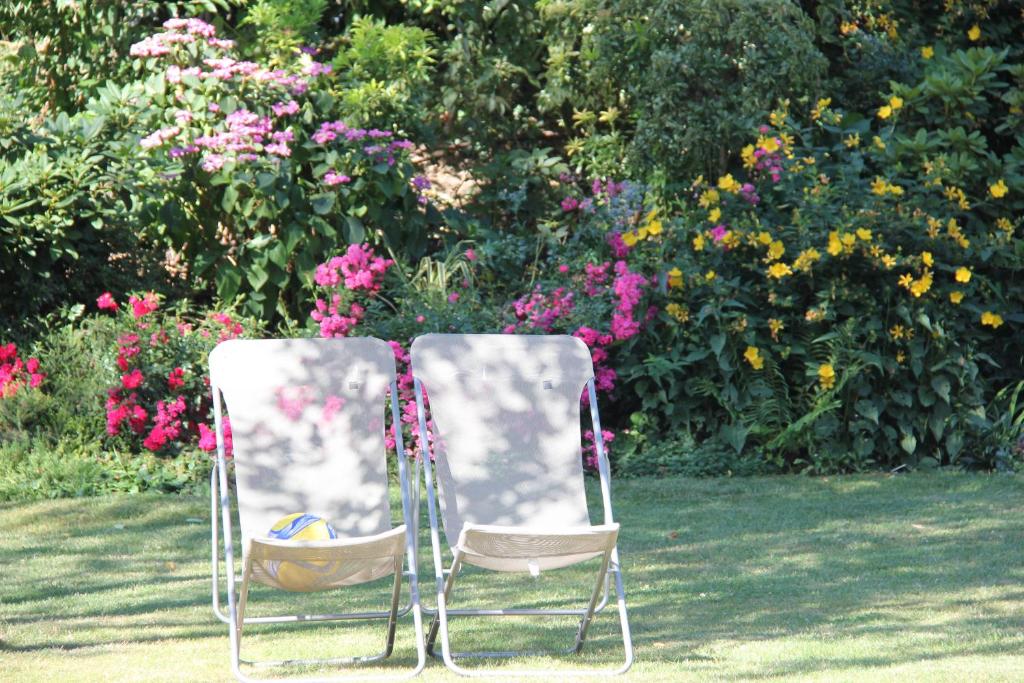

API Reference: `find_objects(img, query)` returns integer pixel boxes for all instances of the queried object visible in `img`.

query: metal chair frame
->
[413,376,634,677]
[211,373,427,682]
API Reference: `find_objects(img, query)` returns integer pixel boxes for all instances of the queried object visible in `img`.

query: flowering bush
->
[127,17,435,322]
[0,344,44,399]
[97,291,254,456]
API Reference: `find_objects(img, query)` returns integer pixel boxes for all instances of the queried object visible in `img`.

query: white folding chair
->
[409,333,633,676]
[208,337,425,681]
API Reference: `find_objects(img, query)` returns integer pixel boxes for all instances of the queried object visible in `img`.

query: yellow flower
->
[950,291,964,304]
[667,267,683,288]
[744,346,765,370]
[708,207,722,223]
[856,228,872,241]
[793,248,821,272]
[759,136,780,154]
[741,144,756,170]
[718,174,741,194]
[646,219,663,236]
[981,311,1004,328]
[767,262,793,279]
[636,226,649,240]
[896,351,906,364]
[840,21,858,35]
[871,177,888,195]
[967,24,981,41]
[889,96,904,110]
[840,232,856,250]
[921,251,934,267]
[844,133,861,148]
[881,254,897,269]
[768,318,784,340]
[818,363,836,390]
[898,273,914,289]
[698,188,720,208]
[873,135,886,151]
[889,324,906,339]
[827,231,843,256]
[666,303,689,323]
[757,231,773,245]
[990,179,1008,198]
[621,231,638,247]
[877,105,893,120]
[693,234,706,251]
[996,217,1012,233]
[766,240,785,261]
[921,45,934,59]
[705,270,717,282]
[910,270,933,298]
[955,267,972,283]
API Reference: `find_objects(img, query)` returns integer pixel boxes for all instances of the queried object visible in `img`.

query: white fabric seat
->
[208,337,425,681]
[410,333,634,676]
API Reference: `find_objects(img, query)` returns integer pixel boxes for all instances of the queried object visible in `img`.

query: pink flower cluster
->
[607,231,632,258]
[574,327,617,394]
[584,261,611,296]
[311,299,365,338]
[307,244,391,337]
[198,417,233,455]
[314,244,393,293]
[506,286,575,333]
[142,396,187,450]
[610,261,648,341]
[101,291,244,454]
[0,344,44,398]
[582,429,615,470]
[385,341,435,460]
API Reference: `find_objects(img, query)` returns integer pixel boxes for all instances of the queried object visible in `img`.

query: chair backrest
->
[209,337,396,549]
[410,334,594,547]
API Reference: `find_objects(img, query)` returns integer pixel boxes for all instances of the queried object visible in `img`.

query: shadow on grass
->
[1,473,1023,679]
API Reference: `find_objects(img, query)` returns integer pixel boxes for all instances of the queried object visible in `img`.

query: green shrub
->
[540,0,828,183]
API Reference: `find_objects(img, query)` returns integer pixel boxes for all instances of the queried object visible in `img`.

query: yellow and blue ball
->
[266,513,339,591]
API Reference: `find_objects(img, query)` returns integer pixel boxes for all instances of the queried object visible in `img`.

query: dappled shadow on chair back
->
[411,334,594,548]
[209,338,395,549]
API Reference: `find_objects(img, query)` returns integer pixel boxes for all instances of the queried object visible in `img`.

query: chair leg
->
[573,550,613,653]
[383,556,403,657]
[235,560,253,660]
[426,553,463,657]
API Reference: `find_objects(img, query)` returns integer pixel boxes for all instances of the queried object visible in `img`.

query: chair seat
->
[247,525,407,591]
[455,523,619,572]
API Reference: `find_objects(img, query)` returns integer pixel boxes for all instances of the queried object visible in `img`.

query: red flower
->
[167,367,185,390]
[121,369,144,390]
[96,292,119,311]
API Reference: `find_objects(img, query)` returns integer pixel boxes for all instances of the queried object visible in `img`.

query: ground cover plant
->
[1,473,1023,681]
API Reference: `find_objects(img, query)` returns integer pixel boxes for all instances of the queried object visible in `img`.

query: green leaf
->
[344,216,365,243]
[900,432,917,455]
[221,185,239,213]
[310,192,335,215]
[930,376,952,403]
[855,400,880,424]
[709,333,725,358]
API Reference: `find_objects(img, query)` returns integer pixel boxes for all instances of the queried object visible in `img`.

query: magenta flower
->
[97,292,118,311]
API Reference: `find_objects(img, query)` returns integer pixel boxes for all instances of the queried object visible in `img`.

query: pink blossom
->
[607,232,631,258]
[304,61,333,76]
[323,170,351,186]
[448,292,460,303]
[121,369,144,390]
[465,248,477,262]
[561,197,580,212]
[97,292,118,311]
[128,292,159,319]
[558,264,570,273]
[271,100,300,117]
[167,367,185,390]
[198,417,233,456]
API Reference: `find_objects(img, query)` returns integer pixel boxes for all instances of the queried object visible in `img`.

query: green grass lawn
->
[2,472,1023,681]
